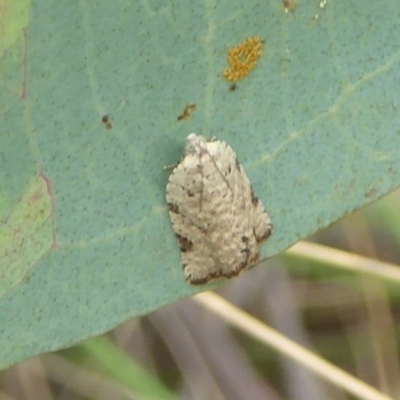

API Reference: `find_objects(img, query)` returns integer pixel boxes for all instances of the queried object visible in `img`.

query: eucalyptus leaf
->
[1,0,400,368]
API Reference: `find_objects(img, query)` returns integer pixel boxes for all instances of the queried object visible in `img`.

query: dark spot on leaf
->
[229,83,237,91]
[101,115,112,129]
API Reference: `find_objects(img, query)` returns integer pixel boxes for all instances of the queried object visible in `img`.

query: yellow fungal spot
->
[223,36,263,82]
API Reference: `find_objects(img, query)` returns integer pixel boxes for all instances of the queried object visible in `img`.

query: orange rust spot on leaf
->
[222,36,263,82]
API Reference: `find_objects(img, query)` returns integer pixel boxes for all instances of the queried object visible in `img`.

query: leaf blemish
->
[0,173,57,299]
[101,115,112,129]
[223,36,263,82]
[177,104,197,121]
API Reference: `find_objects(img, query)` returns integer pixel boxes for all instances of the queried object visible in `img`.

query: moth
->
[166,134,273,285]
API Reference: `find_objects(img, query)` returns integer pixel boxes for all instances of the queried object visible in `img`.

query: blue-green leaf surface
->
[1,0,400,368]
